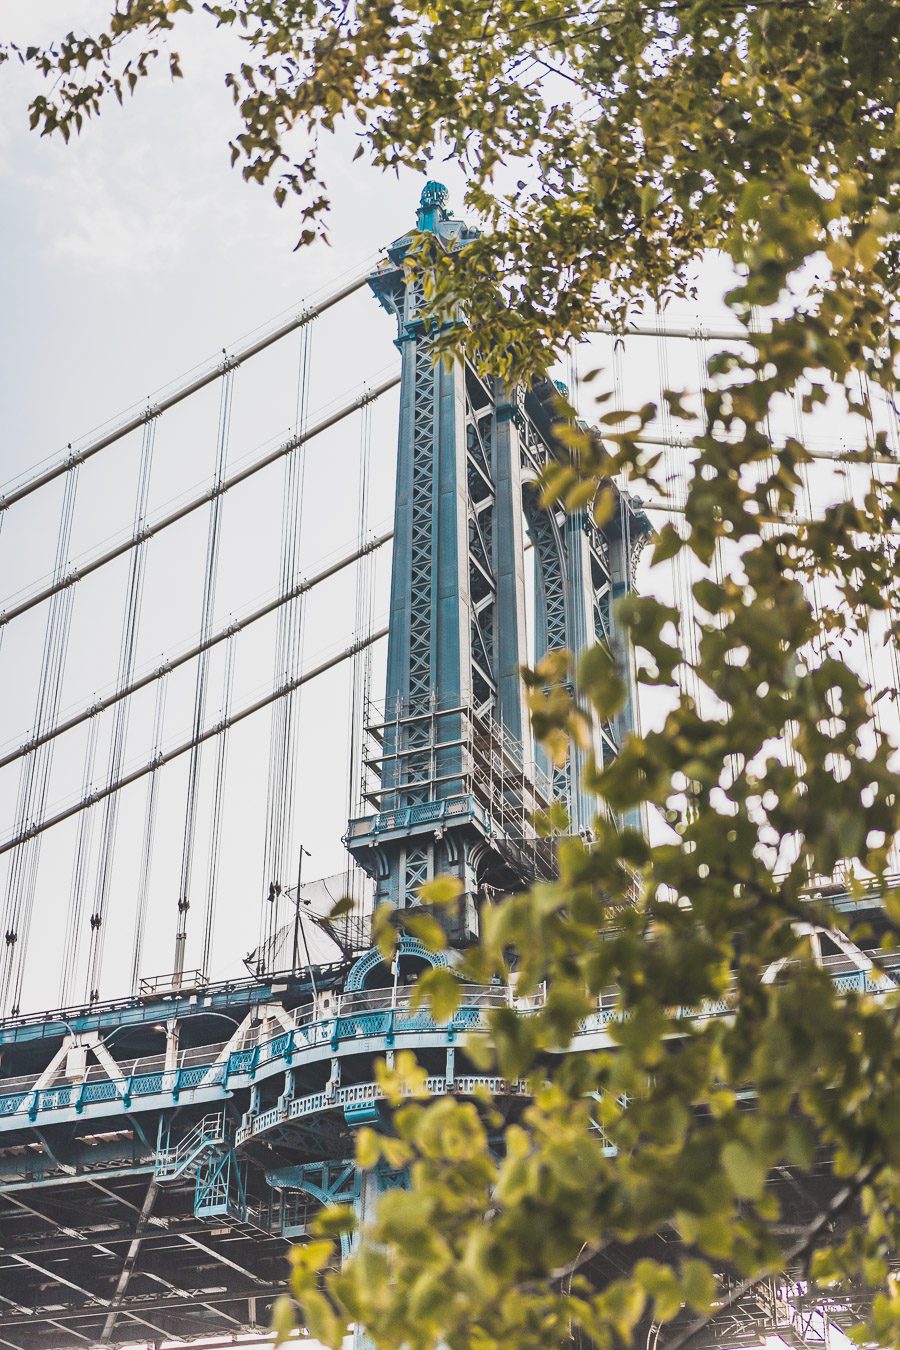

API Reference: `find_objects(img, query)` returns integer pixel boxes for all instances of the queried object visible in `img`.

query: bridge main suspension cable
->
[0,627,389,859]
[0,374,400,631]
[632,430,898,467]
[0,273,369,517]
[0,530,392,774]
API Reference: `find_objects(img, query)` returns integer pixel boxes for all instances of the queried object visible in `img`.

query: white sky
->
[0,4,896,1020]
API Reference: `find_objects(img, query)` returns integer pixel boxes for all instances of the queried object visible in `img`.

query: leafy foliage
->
[6,1,900,1346]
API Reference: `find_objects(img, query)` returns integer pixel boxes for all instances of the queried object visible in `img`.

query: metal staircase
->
[194,1147,248,1222]
[154,1110,229,1182]
[154,1110,248,1221]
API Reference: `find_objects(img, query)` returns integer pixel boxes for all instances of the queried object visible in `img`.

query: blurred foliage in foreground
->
[5,0,899,1344]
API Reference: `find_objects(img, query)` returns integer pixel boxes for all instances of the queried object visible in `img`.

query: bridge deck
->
[0,881,893,1347]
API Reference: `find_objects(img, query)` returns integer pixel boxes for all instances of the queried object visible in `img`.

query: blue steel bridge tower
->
[346,182,650,936]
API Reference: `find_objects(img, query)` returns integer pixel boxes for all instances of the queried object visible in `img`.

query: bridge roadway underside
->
[0,952,545,1348]
[0,884,891,1349]
[0,1156,874,1350]
[0,967,350,1349]
[0,1167,287,1347]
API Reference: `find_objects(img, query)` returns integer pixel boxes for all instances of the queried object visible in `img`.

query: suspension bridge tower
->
[345,181,650,941]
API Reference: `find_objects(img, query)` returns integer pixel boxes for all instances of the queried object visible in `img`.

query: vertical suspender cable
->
[655,313,705,836]
[200,634,236,975]
[696,329,742,806]
[859,371,900,875]
[345,402,375,905]
[863,369,900,707]
[0,514,6,663]
[856,371,889,730]
[130,672,168,993]
[0,271,369,520]
[84,417,157,1002]
[791,392,831,678]
[359,430,378,942]
[609,334,645,755]
[655,311,700,710]
[791,387,837,882]
[12,578,77,1014]
[881,380,900,706]
[173,369,235,982]
[258,326,311,970]
[59,712,100,1006]
[876,382,900,715]
[750,307,802,842]
[0,467,80,1013]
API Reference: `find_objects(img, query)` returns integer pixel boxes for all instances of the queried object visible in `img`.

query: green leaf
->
[410,965,462,1021]
[652,522,683,564]
[487,1007,538,1078]
[356,1127,382,1169]
[721,1141,767,1200]
[271,1294,296,1346]
[22,4,900,1344]
[578,642,626,718]
[403,911,447,953]
[310,1205,356,1239]
[417,875,464,907]
[680,1259,716,1311]
[640,184,660,217]
[289,1240,334,1275]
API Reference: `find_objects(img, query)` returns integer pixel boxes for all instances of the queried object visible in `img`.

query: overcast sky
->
[0,4,894,1023]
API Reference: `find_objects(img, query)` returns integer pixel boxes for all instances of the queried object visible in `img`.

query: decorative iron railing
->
[0,962,895,1128]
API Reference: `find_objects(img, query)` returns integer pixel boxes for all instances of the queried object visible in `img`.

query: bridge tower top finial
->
[417,180,451,231]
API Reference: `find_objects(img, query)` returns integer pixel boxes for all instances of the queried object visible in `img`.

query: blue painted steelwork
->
[266,1161,360,1254]
[0,919,894,1341]
[0,965,340,1049]
[347,185,651,931]
[155,1111,230,1182]
[1,951,894,1137]
[194,1148,247,1222]
[344,935,448,992]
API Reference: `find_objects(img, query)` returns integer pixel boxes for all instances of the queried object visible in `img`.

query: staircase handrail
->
[155,1110,228,1181]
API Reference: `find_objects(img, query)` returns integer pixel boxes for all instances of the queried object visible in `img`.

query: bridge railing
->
[236,1074,532,1145]
[0,984,522,1122]
[338,983,511,1015]
[138,969,210,997]
[0,959,352,1041]
[1,962,896,1127]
